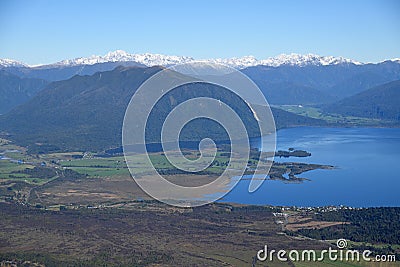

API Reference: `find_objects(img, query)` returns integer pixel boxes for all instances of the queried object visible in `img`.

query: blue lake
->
[220,127,400,207]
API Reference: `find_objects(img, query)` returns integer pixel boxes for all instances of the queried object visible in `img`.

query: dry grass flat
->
[286,215,350,231]
[28,172,231,206]
[29,175,151,205]
[0,202,328,266]
[286,221,350,232]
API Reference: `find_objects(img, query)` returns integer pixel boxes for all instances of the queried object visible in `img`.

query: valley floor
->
[1,139,399,266]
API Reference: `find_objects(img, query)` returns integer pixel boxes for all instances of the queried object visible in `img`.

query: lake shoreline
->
[224,127,400,208]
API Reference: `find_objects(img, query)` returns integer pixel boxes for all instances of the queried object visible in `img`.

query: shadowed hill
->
[0,66,324,152]
[242,61,400,101]
[0,70,48,114]
[322,80,400,121]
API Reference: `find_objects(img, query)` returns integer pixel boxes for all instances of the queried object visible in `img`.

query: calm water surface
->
[220,127,400,207]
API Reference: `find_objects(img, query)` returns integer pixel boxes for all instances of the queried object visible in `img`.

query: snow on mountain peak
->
[105,49,130,58]
[208,55,259,69]
[385,58,400,64]
[53,50,195,68]
[0,58,28,68]
[0,50,370,69]
[50,50,364,69]
[259,53,362,67]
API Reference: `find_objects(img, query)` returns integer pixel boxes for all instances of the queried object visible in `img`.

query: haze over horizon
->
[0,0,399,65]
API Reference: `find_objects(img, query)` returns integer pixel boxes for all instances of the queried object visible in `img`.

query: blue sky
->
[0,0,399,65]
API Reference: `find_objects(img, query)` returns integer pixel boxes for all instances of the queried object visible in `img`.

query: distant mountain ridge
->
[48,51,364,69]
[0,70,48,114]
[0,66,325,152]
[0,51,399,120]
[242,61,400,101]
[322,80,400,121]
[0,59,28,68]
[2,50,389,70]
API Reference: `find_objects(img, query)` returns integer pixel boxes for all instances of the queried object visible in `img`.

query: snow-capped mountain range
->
[0,59,28,68]
[44,50,364,69]
[1,50,399,69]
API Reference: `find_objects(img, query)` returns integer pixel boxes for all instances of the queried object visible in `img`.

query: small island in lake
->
[247,148,334,183]
[275,148,311,158]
